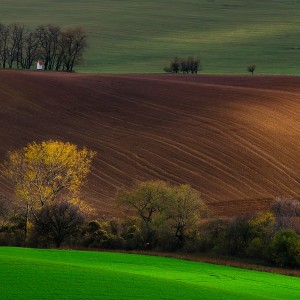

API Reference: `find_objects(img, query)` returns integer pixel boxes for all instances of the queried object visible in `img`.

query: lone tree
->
[1,140,95,241]
[247,64,256,75]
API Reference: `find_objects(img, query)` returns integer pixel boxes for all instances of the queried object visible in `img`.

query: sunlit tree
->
[1,140,95,240]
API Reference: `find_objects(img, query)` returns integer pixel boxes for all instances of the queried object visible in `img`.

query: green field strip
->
[0,1,300,74]
[0,247,299,299]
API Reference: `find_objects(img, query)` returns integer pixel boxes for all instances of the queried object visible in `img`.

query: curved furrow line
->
[219,129,300,190]
[138,146,247,201]
[134,120,283,198]
[91,163,127,188]
[138,133,255,199]
[99,141,179,182]
[81,83,216,122]
[179,108,300,188]
[230,130,300,184]
[135,147,200,183]
[149,125,297,199]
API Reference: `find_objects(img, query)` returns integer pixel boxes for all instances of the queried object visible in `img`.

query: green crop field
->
[0,247,299,299]
[0,0,300,74]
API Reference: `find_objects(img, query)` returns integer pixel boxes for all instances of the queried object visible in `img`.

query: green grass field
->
[0,247,299,299]
[0,0,300,74]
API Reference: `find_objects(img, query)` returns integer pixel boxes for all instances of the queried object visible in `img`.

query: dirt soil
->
[1,70,300,217]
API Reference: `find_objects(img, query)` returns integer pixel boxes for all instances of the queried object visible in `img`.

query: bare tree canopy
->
[164,56,201,74]
[0,23,88,72]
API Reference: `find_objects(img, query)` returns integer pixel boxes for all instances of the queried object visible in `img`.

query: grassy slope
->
[0,0,300,74]
[0,247,299,300]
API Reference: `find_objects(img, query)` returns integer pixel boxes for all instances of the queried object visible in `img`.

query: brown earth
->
[1,70,300,217]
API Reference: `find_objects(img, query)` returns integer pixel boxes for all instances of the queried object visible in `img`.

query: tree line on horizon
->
[164,56,201,74]
[164,56,258,75]
[0,140,300,268]
[0,23,87,72]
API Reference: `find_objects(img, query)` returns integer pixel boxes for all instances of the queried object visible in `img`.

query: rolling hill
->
[1,71,300,216]
[0,0,300,73]
[1,247,300,299]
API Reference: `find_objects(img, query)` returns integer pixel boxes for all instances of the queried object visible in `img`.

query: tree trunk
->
[24,203,29,243]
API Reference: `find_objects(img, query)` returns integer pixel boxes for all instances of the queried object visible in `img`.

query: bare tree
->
[0,24,10,68]
[54,33,66,71]
[165,56,201,74]
[170,56,181,73]
[271,197,300,231]
[62,27,87,72]
[19,30,39,69]
[7,24,28,69]
[180,58,189,73]
[36,24,61,70]
[247,64,256,75]
[0,23,88,71]
[188,56,201,74]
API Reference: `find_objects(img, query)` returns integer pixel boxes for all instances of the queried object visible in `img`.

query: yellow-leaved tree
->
[1,140,95,240]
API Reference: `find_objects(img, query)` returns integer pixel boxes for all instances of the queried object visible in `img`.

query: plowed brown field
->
[1,70,300,217]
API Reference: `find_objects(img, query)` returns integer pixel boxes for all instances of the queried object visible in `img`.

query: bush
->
[196,219,228,254]
[270,228,300,267]
[245,212,275,261]
[33,201,85,248]
[121,219,143,250]
[246,237,267,261]
[223,217,253,257]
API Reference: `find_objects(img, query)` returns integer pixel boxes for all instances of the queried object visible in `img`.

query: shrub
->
[223,216,253,257]
[33,201,85,248]
[196,219,228,254]
[270,228,300,267]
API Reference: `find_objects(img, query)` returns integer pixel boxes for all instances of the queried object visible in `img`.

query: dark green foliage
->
[270,228,300,267]
[117,181,207,250]
[33,201,85,248]
[196,219,229,255]
[2,184,300,268]
[222,217,254,256]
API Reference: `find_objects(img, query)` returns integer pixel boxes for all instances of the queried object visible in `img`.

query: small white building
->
[37,60,44,70]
